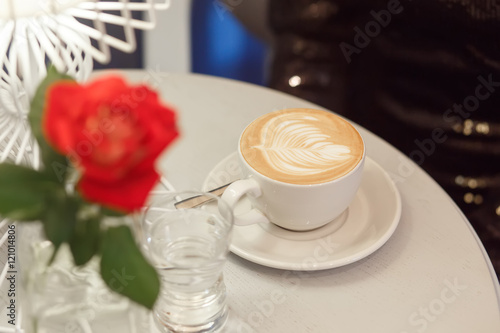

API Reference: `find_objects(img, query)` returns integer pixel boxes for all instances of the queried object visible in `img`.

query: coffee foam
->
[240,109,364,185]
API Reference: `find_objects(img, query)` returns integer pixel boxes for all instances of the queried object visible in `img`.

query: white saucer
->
[202,153,402,271]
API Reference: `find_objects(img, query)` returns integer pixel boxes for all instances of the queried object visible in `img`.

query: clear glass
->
[17,220,150,333]
[141,191,234,333]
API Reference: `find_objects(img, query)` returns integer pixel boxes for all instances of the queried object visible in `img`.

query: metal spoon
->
[174,182,234,209]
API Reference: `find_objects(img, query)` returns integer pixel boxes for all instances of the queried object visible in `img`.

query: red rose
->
[43,76,179,212]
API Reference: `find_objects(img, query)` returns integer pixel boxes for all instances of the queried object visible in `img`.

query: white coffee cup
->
[220,108,365,231]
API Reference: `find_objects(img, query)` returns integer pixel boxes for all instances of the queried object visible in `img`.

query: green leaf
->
[42,190,78,250]
[69,216,101,266]
[100,207,127,218]
[100,226,160,309]
[29,66,74,182]
[0,164,58,221]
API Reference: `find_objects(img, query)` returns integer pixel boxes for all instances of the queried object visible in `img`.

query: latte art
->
[255,118,352,175]
[240,109,364,184]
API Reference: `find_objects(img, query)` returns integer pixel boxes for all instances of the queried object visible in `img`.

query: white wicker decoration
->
[0,0,170,168]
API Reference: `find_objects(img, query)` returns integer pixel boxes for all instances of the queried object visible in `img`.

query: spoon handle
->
[174,182,235,209]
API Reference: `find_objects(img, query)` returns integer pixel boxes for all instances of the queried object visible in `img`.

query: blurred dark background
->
[98,0,267,85]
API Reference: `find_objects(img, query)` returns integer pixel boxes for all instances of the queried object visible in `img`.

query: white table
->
[107,70,500,332]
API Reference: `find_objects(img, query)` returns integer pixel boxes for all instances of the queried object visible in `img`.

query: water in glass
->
[143,192,233,333]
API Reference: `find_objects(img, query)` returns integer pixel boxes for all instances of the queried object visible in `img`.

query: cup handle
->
[219,178,270,226]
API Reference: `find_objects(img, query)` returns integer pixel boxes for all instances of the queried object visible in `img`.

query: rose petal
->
[78,170,161,213]
[84,76,128,103]
[43,82,84,154]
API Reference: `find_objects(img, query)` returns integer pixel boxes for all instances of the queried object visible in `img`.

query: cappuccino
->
[240,109,364,185]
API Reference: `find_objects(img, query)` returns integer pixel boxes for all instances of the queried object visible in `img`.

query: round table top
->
[107,70,500,333]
